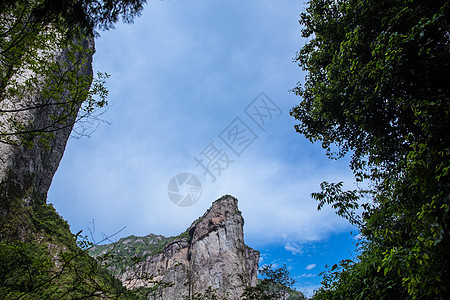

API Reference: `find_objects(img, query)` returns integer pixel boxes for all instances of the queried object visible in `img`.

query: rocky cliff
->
[91,195,260,299]
[0,35,94,203]
[0,30,94,241]
[0,18,136,297]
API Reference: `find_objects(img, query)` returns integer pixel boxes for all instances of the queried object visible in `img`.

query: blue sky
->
[48,0,359,296]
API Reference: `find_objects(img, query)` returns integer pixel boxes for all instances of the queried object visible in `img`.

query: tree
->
[0,0,147,147]
[0,203,135,299]
[291,0,449,298]
[242,264,305,300]
[0,1,150,299]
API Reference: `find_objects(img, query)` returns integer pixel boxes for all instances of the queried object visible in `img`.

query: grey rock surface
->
[110,195,260,299]
[0,33,94,241]
[0,37,94,203]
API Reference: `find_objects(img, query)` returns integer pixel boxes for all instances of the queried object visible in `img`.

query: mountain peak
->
[91,195,259,299]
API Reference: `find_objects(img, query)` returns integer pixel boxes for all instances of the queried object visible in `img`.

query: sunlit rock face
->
[110,195,260,299]
[188,195,259,299]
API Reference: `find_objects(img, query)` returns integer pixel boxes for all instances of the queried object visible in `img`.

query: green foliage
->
[32,203,74,246]
[291,0,449,298]
[243,264,305,300]
[89,230,190,275]
[0,0,148,35]
[0,241,56,299]
[0,0,146,148]
[0,201,148,299]
[311,246,406,299]
[0,0,109,147]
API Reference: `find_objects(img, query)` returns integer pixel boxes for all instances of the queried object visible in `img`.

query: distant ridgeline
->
[90,232,190,270]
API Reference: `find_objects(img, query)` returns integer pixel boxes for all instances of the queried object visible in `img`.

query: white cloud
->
[296,284,322,298]
[270,263,280,270]
[285,242,304,255]
[50,126,355,246]
[43,2,360,298]
[48,0,356,249]
[306,264,316,270]
[299,273,316,278]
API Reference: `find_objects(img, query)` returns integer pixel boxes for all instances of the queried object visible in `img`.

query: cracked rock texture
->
[101,195,259,299]
[0,34,94,240]
[0,35,94,202]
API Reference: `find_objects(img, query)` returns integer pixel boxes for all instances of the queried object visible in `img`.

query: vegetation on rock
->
[0,0,147,147]
[0,1,156,299]
[0,201,140,299]
[89,230,190,274]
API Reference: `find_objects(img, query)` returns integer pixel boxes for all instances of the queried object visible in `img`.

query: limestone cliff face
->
[95,195,260,299]
[187,196,259,299]
[0,35,94,240]
[0,35,94,202]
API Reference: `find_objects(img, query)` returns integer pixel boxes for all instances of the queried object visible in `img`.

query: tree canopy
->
[291,0,449,298]
[0,0,148,34]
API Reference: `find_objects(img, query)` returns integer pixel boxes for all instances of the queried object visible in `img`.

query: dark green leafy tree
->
[291,0,449,298]
[0,203,136,299]
[243,264,305,300]
[0,0,147,36]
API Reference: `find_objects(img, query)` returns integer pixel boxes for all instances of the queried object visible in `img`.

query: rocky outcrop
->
[93,195,260,299]
[0,33,94,240]
[0,35,94,202]
[187,196,259,299]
